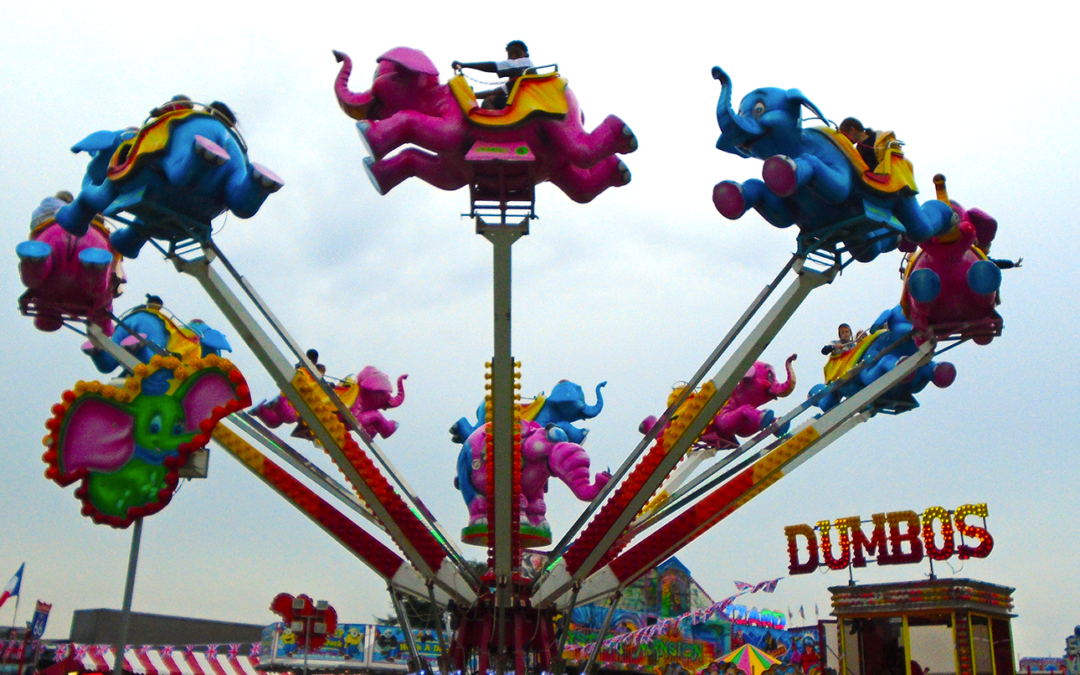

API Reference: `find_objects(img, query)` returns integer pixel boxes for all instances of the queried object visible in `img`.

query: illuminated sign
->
[784,503,992,574]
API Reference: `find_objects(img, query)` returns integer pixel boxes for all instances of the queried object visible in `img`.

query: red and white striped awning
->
[56,643,261,675]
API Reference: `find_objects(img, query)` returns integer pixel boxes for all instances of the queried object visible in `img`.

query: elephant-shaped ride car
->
[809,305,956,414]
[81,297,232,375]
[450,379,606,446]
[251,365,407,441]
[43,352,250,527]
[17,192,125,333]
[710,67,955,262]
[639,356,796,450]
[55,98,283,258]
[902,196,1003,345]
[333,48,636,202]
[458,420,611,547]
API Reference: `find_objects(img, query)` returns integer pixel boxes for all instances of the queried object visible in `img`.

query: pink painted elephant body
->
[701,354,797,446]
[464,420,610,531]
[333,48,636,202]
[17,194,124,333]
[251,366,406,440]
[902,204,1003,345]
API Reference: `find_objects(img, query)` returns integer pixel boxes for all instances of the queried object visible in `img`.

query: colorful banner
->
[30,601,51,639]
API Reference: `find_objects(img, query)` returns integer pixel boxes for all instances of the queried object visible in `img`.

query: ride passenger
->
[838,117,880,170]
[452,40,535,110]
[821,323,865,356]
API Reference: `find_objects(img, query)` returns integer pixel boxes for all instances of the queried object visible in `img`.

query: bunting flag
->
[0,564,24,610]
[755,578,781,593]
[733,580,754,592]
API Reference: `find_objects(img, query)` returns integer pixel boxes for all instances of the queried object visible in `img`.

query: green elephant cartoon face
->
[45,356,250,528]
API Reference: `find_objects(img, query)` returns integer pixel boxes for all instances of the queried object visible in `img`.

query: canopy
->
[703,643,781,675]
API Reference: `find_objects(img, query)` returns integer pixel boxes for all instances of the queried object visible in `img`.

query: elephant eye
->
[752,102,766,119]
[173,419,185,435]
[148,414,163,435]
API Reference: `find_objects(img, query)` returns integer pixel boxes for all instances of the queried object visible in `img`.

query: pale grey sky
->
[1,0,1076,660]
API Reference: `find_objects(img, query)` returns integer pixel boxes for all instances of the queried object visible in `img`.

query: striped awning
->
[56,643,261,675]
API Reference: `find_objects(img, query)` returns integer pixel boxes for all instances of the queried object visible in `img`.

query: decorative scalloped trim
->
[42,353,250,529]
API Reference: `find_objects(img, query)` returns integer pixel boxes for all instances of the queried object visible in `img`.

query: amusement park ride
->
[16,44,1009,675]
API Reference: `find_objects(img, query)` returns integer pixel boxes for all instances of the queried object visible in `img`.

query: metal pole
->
[389,587,423,673]
[113,517,143,675]
[584,591,622,675]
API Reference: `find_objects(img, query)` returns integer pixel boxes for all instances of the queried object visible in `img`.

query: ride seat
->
[449,70,569,127]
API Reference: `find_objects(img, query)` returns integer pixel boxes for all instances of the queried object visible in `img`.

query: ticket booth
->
[830,579,1016,675]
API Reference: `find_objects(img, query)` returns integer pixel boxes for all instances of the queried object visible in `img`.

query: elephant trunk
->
[712,66,761,156]
[771,354,798,398]
[387,374,407,408]
[550,441,610,501]
[580,381,606,419]
[333,50,375,120]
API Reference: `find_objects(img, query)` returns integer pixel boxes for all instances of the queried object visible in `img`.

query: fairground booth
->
[786,502,1015,675]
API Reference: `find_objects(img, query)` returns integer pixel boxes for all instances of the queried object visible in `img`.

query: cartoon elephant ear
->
[175,369,243,432]
[58,396,135,476]
[786,89,829,126]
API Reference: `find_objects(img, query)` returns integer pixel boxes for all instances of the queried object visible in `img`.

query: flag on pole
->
[787,607,794,619]
[0,564,24,610]
[815,604,820,618]
[799,605,805,620]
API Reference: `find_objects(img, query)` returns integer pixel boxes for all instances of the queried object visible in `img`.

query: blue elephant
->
[55,99,283,258]
[809,305,955,413]
[710,67,955,262]
[82,296,231,374]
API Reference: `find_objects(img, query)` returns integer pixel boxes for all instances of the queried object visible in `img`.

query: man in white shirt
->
[452,40,535,110]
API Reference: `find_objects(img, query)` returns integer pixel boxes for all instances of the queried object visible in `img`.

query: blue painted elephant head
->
[531,379,606,444]
[710,67,955,262]
[55,98,283,258]
[82,297,231,374]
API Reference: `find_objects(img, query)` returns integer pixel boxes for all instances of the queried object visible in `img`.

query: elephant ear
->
[786,89,829,126]
[70,130,124,155]
[377,47,439,76]
[175,369,243,432]
[58,396,135,475]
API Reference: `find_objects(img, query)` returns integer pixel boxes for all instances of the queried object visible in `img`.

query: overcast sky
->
[2,0,1077,661]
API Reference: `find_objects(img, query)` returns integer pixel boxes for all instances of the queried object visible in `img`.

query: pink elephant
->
[250,365,406,440]
[17,193,125,333]
[460,420,610,547]
[703,355,797,446]
[902,201,1004,345]
[333,48,637,202]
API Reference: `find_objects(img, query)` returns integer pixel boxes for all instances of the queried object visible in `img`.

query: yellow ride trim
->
[107,110,209,182]
[823,330,885,384]
[815,126,919,196]
[449,73,569,127]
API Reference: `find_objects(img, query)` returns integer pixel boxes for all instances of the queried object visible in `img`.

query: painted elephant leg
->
[16,241,54,288]
[714,405,767,439]
[224,162,284,218]
[548,157,630,204]
[467,494,488,526]
[714,179,796,227]
[77,247,114,296]
[525,495,548,527]
[843,227,900,263]
[357,410,399,439]
[110,226,150,259]
[542,114,637,168]
[56,184,117,236]
[894,197,955,243]
[366,149,469,195]
[359,112,464,160]
[763,154,852,202]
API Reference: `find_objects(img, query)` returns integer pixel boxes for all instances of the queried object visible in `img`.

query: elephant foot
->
[355,121,381,160]
[713,181,747,219]
[619,124,638,154]
[907,269,941,303]
[194,134,230,166]
[968,259,1002,296]
[79,247,113,269]
[110,226,148,259]
[34,313,64,332]
[762,155,799,198]
[932,362,957,388]
[759,408,776,431]
[54,203,91,237]
[16,240,51,262]
[617,160,631,186]
[251,163,284,193]
[363,157,386,195]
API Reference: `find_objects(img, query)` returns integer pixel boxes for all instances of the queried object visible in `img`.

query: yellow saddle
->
[449,73,569,127]
[816,126,919,196]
